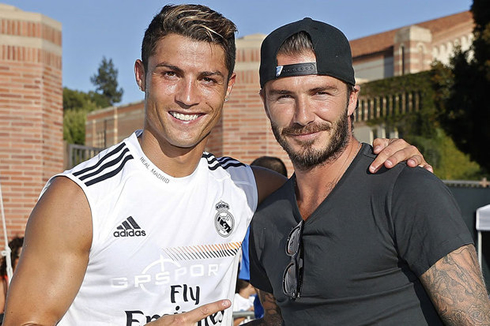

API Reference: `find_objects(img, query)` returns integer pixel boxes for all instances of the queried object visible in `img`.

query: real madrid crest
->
[215,200,235,237]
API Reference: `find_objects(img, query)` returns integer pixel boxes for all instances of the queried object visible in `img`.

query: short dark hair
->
[0,236,23,276]
[251,156,288,177]
[235,279,251,293]
[141,4,237,78]
[276,31,314,57]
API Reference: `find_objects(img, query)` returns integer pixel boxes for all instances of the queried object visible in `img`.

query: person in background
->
[0,237,23,316]
[248,17,490,325]
[250,156,288,178]
[233,279,256,325]
[3,5,431,326]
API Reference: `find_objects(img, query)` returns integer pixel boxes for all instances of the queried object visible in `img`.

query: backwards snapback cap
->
[259,18,355,88]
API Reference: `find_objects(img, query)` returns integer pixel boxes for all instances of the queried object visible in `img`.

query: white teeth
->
[170,112,199,121]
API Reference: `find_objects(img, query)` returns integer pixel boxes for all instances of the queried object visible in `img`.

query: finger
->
[406,154,434,173]
[410,160,434,173]
[175,299,231,324]
[422,164,434,173]
[372,138,391,154]
[369,140,415,173]
[369,139,407,173]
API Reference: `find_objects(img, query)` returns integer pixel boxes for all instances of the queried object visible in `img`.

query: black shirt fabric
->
[249,144,473,326]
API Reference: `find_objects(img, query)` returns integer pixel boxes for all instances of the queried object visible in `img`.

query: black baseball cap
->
[259,18,355,88]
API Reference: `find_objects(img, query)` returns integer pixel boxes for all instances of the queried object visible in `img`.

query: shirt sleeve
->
[391,167,474,277]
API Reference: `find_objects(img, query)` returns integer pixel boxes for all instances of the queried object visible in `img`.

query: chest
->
[264,202,410,302]
[87,172,254,285]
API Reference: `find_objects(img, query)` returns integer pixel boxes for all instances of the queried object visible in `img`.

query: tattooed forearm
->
[420,244,490,325]
[243,290,282,326]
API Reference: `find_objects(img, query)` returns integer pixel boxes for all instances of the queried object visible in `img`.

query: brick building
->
[86,11,474,174]
[0,4,63,241]
[352,10,473,141]
[352,11,473,82]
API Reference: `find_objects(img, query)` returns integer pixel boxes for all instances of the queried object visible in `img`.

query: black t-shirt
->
[250,144,473,326]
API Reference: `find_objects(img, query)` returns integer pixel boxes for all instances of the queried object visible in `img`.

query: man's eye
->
[315,91,329,96]
[202,77,217,84]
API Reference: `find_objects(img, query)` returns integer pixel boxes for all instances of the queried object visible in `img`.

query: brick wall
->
[86,101,145,148]
[214,71,292,173]
[0,5,63,242]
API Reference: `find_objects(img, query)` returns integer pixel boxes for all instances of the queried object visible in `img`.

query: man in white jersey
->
[3,5,430,326]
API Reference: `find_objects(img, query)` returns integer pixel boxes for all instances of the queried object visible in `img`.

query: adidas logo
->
[113,216,147,238]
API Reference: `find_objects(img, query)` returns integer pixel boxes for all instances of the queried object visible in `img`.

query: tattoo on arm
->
[243,289,282,326]
[420,244,490,325]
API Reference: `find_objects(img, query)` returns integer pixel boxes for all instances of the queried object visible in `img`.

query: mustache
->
[281,123,332,136]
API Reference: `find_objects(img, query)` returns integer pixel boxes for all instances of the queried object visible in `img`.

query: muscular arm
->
[3,177,92,325]
[420,244,490,325]
[243,290,282,326]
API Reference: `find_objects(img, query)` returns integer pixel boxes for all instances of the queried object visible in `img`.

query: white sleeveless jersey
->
[46,131,258,326]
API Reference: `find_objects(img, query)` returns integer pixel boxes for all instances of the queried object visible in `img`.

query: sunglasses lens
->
[283,220,303,299]
[283,262,298,298]
[286,223,302,256]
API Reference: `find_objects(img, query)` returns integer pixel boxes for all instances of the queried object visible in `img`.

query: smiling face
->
[261,51,358,170]
[135,33,235,153]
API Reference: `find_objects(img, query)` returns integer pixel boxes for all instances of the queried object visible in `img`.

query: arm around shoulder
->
[252,166,287,205]
[3,176,92,325]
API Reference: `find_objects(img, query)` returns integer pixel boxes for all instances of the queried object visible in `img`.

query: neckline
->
[292,143,365,222]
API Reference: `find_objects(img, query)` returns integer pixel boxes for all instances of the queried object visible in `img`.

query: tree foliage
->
[63,57,123,145]
[360,70,484,180]
[63,109,88,145]
[433,0,490,173]
[90,56,124,106]
[62,88,109,145]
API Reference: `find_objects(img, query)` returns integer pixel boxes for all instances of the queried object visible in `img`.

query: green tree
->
[90,56,124,106]
[63,109,88,145]
[62,87,107,145]
[63,87,99,112]
[361,71,484,180]
[434,0,490,173]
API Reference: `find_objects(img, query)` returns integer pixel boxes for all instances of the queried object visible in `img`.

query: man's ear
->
[347,85,360,116]
[225,72,236,100]
[259,89,271,120]
[134,59,146,92]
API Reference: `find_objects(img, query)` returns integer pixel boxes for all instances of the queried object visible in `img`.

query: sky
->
[4,0,473,105]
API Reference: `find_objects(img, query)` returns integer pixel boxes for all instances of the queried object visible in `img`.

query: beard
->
[271,110,350,171]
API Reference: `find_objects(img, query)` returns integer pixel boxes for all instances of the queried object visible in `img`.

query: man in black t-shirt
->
[248,18,490,325]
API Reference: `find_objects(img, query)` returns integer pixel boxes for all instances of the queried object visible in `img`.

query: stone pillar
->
[394,25,432,76]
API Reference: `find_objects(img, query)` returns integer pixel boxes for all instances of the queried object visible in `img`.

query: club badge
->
[215,200,234,237]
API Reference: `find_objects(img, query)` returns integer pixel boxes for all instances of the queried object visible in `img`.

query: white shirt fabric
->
[232,293,255,312]
[44,130,258,326]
